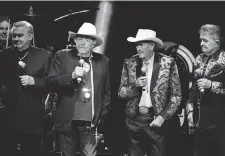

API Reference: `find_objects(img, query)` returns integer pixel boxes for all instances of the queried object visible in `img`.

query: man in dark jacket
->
[48,22,110,156]
[0,21,51,156]
[187,24,225,156]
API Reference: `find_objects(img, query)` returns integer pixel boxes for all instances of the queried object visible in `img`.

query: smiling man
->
[118,29,182,156]
[48,22,110,156]
[0,21,51,156]
[186,24,225,156]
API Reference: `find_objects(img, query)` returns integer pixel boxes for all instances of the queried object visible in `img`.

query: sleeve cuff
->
[62,73,75,85]
[34,78,45,88]
[211,81,223,94]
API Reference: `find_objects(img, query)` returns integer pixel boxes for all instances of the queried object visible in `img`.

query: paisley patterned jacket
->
[118,52,182,120]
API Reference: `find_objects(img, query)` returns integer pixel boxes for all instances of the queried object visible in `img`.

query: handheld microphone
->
[18,61,27,88]
[194,68,202,78]
[195,68,205,93]
[141,67,147,91]
[77,59,84,83]
[18,61,26,75]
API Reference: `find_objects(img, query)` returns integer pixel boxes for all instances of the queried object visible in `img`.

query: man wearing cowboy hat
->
[48,22,110,156]
[118,29,182,156]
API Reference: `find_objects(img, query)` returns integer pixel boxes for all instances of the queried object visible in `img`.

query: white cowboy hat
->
[127,29,163,48]
[68,22,104,47]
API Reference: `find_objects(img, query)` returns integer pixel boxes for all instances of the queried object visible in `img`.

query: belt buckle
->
[139,106,149,114]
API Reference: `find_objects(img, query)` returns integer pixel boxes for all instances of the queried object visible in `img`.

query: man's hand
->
[72,66,85,79]
[197,78,211,91]
[19,75,35,86]
[135,76,147,87]
[150,115,165,127]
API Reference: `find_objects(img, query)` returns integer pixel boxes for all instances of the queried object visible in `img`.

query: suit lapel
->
[66,50,80,74]
[91,53,101,87]
[150,53,161,91]
[136,57,142,78]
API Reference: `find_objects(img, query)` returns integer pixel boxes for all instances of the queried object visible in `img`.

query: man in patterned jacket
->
[186,24,225,156]
[118,29,182,156]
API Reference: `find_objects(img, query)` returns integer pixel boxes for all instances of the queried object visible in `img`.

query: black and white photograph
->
[0,1,225,156]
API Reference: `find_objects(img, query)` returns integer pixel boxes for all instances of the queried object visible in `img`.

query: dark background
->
[1,1,225,155]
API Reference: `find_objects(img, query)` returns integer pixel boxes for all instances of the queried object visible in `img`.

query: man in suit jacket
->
[48,22,110,156]
[186,24,225,156]
[118,29,182,156]
[0,21,51,156]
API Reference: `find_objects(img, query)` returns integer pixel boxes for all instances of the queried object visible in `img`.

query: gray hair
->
[199,24,223,41]
[11,21,34,35]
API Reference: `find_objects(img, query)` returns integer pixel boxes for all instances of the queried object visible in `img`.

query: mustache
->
[0,34,7,38]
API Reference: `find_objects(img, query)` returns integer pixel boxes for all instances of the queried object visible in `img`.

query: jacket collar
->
[70,48,101,62]
[150,52,161,91]
[202,48,222,61]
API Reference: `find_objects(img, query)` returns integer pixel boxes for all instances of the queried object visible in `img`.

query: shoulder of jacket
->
[123,54,139,65]
[196,53,204,59]
[32,46,51,56]
[0,47,13,56]
[159,53,175,62]
[55,49,72,56]
[92,52,109,62]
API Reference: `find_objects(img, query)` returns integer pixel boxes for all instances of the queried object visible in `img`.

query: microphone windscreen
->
[79,59,84,64]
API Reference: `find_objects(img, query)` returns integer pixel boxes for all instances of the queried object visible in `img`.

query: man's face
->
[200,32,219,55]
[0,20,10,40]
[12,26,32,51]
[74,36,96,55]
[136,42,154,59]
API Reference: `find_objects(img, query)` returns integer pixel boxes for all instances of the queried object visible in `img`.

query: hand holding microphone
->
[197,78,212,93]
[136,76,147,87]
[194,68,206,93]
[72,59,85,83]
[136,70,147,88]
[136,62,148,88]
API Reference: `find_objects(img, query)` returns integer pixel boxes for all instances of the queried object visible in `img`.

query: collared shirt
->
[200,48,221,77]
[202,48,221,61]
[139,53,155,108]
